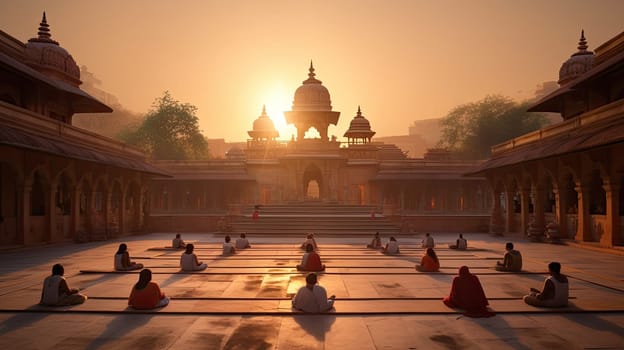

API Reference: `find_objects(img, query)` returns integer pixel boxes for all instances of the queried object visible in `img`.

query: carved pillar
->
[46,180,57,242]
[118,188,126,236]
[603,181,620,247]
[70,186,80,241]
[553,187,568,238]
[490,190,504,235]
[574,182,591,242]
[504,189,515,234]
[16,185,30,245]
[520,188,530,236]
[528,185,546,241]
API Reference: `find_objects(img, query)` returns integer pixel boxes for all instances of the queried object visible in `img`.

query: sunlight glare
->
[260,84,297,140]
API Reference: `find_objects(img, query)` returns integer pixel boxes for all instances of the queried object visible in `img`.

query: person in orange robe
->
[443,266,495,317]
[415,248,440,272]
[297,243,326,271]
[128,269,169,310]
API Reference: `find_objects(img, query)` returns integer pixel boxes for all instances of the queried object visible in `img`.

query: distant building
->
[470,30,624,247]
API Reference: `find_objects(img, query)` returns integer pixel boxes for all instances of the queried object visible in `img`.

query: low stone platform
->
[0,233,622,349]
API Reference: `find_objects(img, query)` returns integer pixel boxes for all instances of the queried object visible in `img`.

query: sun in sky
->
[257,82,297,140]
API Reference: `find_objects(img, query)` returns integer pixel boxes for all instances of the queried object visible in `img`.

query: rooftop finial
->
[261,104,267,116]
[357,105,362,116]
[577,29,588,51]
[38,11,51,40]
[308,60,315,79]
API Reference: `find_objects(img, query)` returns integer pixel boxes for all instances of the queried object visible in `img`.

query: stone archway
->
[303,164,323,201]
[0,162,19,245]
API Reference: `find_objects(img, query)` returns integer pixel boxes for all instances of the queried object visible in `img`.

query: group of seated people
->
[365,232,400,254]
[39,231,568,313]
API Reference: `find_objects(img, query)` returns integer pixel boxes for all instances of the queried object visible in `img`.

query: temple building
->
[0,14,492,245]
[149,63,491,233]
[470,30,624,247]
[0,14,164,245]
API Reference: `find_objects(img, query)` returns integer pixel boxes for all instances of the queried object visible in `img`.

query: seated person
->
[222,235,236,255]
[495,242,522,272]
[421,233,435,248]
[300,233,318,251]
[523,262,569,307]
[297,243,326,271]
[180,243,207,271]
[114,243,144,271]
[443,266,495,317]
[292,273,335,313]
[235,233,251,249]
[40,263,87,306]
[128,269,169,309]
[383,236,400,254]
[367,232,382,249]
[449,234,467,250]
[172,233,186,249]
[415,248,440,272]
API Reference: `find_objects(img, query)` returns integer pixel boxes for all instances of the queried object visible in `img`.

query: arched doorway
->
[303,164,323,201]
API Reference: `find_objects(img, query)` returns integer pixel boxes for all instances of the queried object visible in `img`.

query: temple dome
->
[343,106,375,143]
[24,12,81,87]
[558,30,594,86]
[248,105,279,139]
[292,62,332,112]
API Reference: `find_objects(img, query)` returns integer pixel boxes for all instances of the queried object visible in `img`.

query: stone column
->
[490,190,504,235]
[16,185,31,245]
[504,190,515,234]
[520,188,530,236]
[46,180,57,243]
[70,186,80,241]
[118,188,126,236]
[553,186,568,238]
[602,181,620,247]
[574,182,591,242]
[528,185,546,241]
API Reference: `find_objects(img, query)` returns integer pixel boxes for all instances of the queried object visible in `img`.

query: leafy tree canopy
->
[118,91,209,160]
[438,95,548,160]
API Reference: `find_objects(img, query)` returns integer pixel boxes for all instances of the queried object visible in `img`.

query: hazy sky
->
[1,0,623,141]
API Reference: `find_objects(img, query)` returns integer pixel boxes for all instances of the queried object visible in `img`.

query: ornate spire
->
[308,60,315,79]
[261,104,267,117]
[303,60,321,84]
[578,29,588,51]
[357,105,362,117]
[29,11,58,44]
[572,29,592,56]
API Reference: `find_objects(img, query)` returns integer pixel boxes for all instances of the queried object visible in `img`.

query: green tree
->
[118,91,209,160]
[438,95,548,160]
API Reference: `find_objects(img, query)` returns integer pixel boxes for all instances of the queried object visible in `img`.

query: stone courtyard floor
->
[0,232,622,349]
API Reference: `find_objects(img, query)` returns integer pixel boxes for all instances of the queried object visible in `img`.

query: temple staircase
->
[229,203,400,236]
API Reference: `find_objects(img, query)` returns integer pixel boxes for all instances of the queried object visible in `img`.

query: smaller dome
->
[292,62,332,112]
[344,106,376,143]
[558,30,594,86]
[24,13,81,87]
[226,146,246,160]
[248,105,279,139]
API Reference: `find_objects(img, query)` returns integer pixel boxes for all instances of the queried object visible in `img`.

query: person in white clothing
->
[383,236,400,254]
[449,234,467,250]
[291,273,335,313]
[421,233,435,248]
[222,235,236,255]
[172,233,186,249]
[180,244,207,271]
[235,233,251,249]
[40,264,87,306]
[524,262,569,307]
